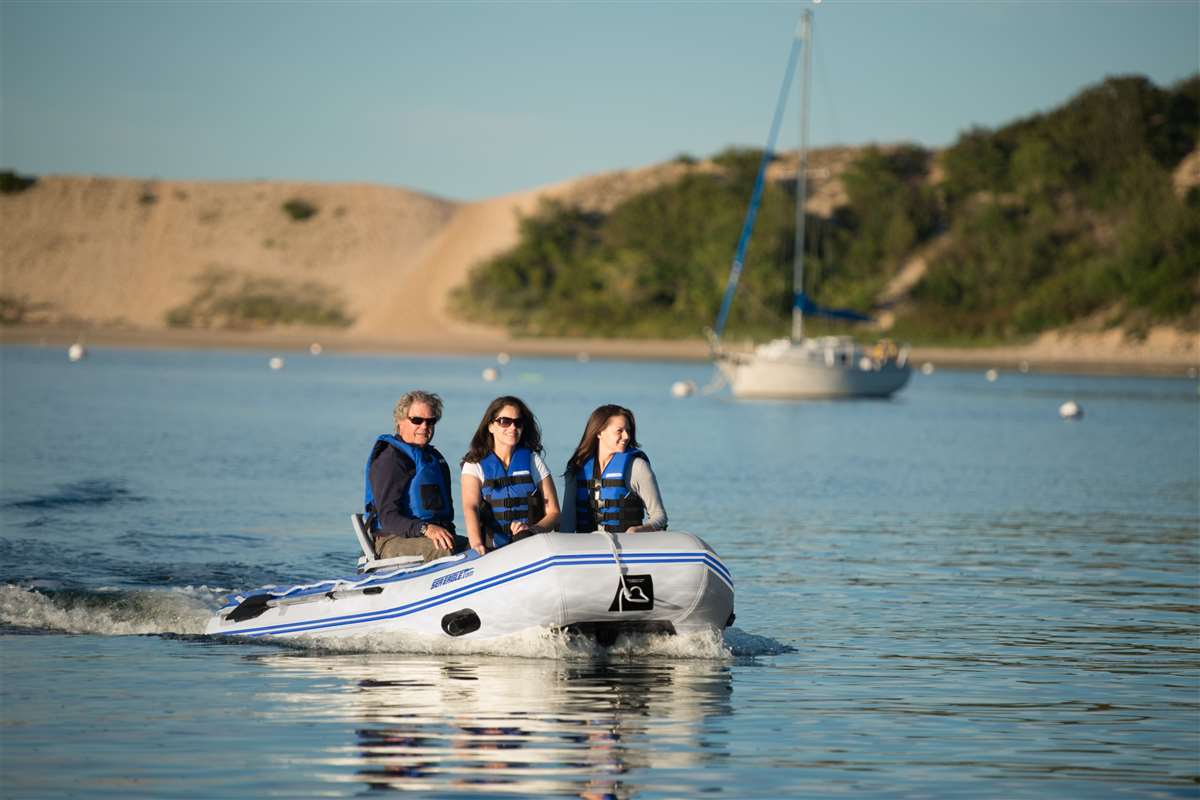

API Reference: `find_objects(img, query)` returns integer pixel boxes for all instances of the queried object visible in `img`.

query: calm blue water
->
[1,344,1197,798]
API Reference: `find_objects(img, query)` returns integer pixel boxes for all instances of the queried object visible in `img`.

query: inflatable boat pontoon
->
[206,516,734,644]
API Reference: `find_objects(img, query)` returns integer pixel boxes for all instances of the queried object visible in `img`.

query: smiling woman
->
[460,395,561,555]
[560,404,668,534]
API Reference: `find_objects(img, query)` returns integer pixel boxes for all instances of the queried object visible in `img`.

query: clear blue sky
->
[2,0,1196,201]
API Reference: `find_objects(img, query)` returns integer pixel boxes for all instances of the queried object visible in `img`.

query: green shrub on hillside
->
[166,266,352,329]
[454,163,807,339]
[282,198,318,221]
[0,294,52,324]
[711,146,772,171]
[910,74,1200,339]
[825,145,939,290]
[0,170,37,194]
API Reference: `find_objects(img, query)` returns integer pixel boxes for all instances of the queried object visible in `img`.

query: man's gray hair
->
[394,390,443,426]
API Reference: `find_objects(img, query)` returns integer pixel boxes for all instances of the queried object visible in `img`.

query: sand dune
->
[0,176,458,330]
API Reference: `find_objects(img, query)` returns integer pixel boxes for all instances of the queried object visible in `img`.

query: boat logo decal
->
[430,568,474,590]
[609,574,654,612]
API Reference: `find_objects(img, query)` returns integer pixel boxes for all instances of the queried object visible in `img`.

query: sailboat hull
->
[719,338,911,399]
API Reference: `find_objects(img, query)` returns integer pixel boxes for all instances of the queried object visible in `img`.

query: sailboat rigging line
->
[792,9,813,341]
[813,22,842,156]
[711,17,806,343]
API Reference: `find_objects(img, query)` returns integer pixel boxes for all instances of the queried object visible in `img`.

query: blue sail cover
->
[794,292,872,323]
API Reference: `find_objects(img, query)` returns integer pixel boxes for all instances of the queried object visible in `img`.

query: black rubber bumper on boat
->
[441,609,482,637]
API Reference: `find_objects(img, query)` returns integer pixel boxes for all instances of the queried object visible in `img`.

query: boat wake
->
[0,584,217,636]
[0,584,791,658]
[2,478,147,511]
[256,625,739,660]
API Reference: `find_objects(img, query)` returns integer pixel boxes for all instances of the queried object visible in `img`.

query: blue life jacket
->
[574,448,647,533]
[479,447,541,549]
[363,435,452,532]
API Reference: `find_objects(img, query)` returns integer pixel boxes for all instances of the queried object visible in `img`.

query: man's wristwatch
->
[419,522,429,537]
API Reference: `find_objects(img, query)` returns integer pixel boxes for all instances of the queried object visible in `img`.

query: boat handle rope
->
[601,530,640,602]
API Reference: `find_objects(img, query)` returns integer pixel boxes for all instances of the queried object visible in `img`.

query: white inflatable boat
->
[206,516,734,644]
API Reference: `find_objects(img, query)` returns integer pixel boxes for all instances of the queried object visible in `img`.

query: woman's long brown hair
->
[563,404,639,477]
[460,396,544,466]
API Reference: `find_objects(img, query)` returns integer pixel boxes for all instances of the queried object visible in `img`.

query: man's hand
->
[423,523,455,551]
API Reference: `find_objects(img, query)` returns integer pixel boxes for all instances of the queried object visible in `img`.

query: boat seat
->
[351,513,424,573]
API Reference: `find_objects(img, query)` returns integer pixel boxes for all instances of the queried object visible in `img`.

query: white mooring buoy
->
[482,367,499,382]
[269,357,285,370]
[670,380,697,398]
[67,342,86,362]
[1059,400,1083,420]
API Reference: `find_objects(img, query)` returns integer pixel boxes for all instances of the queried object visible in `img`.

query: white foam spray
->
[1,585,788,658]
[0,585,220,636]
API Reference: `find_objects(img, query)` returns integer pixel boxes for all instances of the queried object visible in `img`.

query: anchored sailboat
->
[709,9,911,399]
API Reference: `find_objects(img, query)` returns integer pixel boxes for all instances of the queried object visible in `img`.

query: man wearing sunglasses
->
[363,390,464,562]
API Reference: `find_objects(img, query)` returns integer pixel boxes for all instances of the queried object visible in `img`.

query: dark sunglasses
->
[493,416,524,428]
[408,415,439,427]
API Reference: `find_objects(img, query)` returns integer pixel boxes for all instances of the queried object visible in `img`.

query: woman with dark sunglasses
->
[560,404,667,534]
[460,396,561,555]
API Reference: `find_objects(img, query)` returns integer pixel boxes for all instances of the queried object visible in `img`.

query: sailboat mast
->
[791,9,813,343]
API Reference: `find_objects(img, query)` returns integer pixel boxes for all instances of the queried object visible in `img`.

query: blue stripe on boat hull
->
[221,551,731,638]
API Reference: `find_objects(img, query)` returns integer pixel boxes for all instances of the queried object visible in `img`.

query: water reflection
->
[252,653,733,797]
